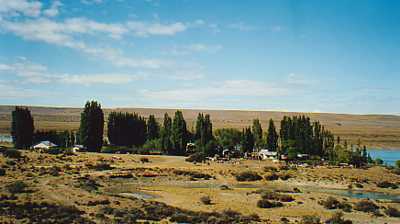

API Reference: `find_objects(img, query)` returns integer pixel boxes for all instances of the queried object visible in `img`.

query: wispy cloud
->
[80,0,103,5]
[43,0,62,17]
[141,80,289,102]
[228,22,257,31]
[0,0,42,18]
[166,43,222,56]
[0,59,145,85]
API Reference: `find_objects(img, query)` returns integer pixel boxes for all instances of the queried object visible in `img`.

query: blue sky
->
[0,0,399,114]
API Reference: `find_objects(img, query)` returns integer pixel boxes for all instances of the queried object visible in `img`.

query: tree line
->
[10,101,370,166]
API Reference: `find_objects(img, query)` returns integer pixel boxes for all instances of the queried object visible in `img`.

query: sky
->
[0,0,399,115]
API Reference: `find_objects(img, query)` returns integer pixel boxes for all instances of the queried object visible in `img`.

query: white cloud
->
[60,73,144,85]
[126,21,186,37]
[43,0,62,17]
[141,80,289,102]
[0,59,144,85]
[0,0,42,18]
[167,43,222,55]
[228,22,256,31]
[81,0,103,5]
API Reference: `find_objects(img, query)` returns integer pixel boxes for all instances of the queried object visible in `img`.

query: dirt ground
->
[0,151,399,223]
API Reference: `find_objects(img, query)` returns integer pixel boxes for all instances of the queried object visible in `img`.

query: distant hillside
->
[1,105,400,149]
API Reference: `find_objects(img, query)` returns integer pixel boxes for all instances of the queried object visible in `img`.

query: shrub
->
[0,168,5,176]
[219,184,231,190]
[354,200,379,213]
[200,196,212,205]
[321,197,341,209]
[325,212,353,224]
[235,171,262,182]
[301,215,321,224]
[140,157,150,163]
[261,191,294,202]
[396,160,400,169]
[264,172,279,181]
[6,181,28,194]
[384,207,400,217]
[393,168,400,175]
[186,152,206,163]
[2,149,22,158]
[279,173,292,180]
[173,170,213,180]
[257,199,283,208]
[170,212,192,223]
[376,181,398,189]
[93,162,113,171]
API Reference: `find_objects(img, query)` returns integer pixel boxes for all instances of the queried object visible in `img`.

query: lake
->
[0,135,12,143]
[368,149,400,166]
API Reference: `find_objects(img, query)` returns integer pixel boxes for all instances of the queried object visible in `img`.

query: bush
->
[376,181,398,189]
[186,152,206,163]
[321,197,341,209]
[354,200,379,213]
[264,172,279,181]
[93,162,113,171]
[6,181,28,194]
[301,215,321,224]
[2,149,22,158]
[384,207,400,217]
[325,212,353,224]
[235,171,262,182]
[261,191,294,202]
[0,168,5,176]
[200,196,212,205]
[140,157,150,163]
[256,199,283,208]
[396,160,400,169]
[173,170,213,180]
[264,166,278,172]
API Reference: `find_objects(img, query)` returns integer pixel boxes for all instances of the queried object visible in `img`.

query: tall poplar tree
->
[147,115,160,140]
[79,101,104,152]
[252,119,263,149]
[241,127,254,153]
[171,110,188,155]
[266,119,279,151]
[160,113,173,153]
[11,107,34,149]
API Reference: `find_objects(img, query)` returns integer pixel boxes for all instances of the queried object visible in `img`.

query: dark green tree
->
[195,113,214,154]
[160,113,173,153]
[171,110,188,155]
[252,119,263,149]
[266,119,279,151]
[215,128,242,149]
[79,101,104,152]
[11,107,34,149]
[147,115,160,140]
[241,127,254,153]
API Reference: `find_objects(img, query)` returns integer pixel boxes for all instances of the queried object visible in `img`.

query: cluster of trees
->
[9,101,372,166]
[279,116,335,159]
[107,112,147,147]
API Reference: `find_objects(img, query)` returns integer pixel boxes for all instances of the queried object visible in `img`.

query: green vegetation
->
[107,111,147,147]
[11,107,34,149]
[79,101,104,152]
[34,130,76,147]
[171,111,188,155]
[256,199,283,208]
[235,171,262,181]
[266,118,279,151]
[252,119,263,150]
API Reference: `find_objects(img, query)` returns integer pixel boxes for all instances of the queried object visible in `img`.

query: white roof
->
[33,141,57,148]
[259,149,277,156]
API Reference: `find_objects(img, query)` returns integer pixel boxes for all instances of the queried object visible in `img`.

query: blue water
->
[0,135,12,143]
[368,149,400,166]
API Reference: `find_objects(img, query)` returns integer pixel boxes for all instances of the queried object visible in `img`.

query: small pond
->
[368,149,400,166]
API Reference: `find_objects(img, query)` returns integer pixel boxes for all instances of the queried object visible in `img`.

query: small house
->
[258,149,278,160]
[33,141,57,150]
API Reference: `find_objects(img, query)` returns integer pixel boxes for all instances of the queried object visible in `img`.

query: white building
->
[258,149,278,160]
[33,141,57,150]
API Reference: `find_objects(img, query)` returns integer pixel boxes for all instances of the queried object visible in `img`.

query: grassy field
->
[1,105,400,149]
[0,151,399,223]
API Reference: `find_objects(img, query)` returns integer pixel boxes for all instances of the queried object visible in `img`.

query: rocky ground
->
[0,150,399,223]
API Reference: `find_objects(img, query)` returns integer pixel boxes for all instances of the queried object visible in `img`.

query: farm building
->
[33,141,57,150]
